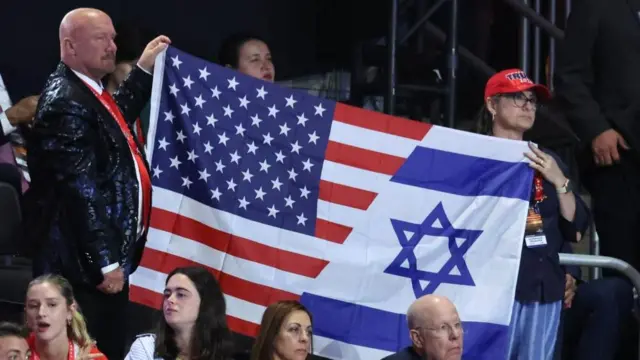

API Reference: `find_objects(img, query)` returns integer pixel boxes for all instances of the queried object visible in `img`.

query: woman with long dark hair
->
[477,69,590,360]
[125,266,234,360]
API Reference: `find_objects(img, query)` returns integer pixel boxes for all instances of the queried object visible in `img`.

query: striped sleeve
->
[124,334,156,360]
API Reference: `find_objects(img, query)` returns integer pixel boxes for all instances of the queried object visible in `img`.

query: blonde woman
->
[24,274,106,360]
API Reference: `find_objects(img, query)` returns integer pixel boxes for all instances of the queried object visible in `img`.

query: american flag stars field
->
[151,50,334,237]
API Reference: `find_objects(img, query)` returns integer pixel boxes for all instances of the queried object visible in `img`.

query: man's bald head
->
[407,295,463,360]
[59,8,117,81]
[407,295,456,329]
[59,8,107,41]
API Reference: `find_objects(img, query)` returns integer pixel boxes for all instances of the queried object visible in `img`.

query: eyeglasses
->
[500,92,538,110]
[415,322,463,338]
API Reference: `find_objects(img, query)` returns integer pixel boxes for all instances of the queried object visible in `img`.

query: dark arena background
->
[0,0,594,359]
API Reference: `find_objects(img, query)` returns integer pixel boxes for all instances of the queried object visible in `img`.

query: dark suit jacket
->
[554,0,640,154]
[0,132,7,146]
[25,62,152,287]
[381,347,422,360]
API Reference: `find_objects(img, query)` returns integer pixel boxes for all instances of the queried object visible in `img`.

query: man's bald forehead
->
[61,8,109,24]
[59,8,110,39]
[407,295,457,328]
[411,294,453,312]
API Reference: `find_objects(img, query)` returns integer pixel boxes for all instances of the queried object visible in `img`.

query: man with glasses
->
[0,322,29,360]
[382,295,463,360]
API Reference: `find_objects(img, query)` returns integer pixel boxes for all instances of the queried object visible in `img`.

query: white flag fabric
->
[130,46,532,359]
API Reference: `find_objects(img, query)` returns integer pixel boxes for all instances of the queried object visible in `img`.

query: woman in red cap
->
[478,69,591,360]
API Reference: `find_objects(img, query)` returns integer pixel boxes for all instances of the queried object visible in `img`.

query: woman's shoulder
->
[73,342,107,360]
[88,346,108,360]
[125,333,158,360]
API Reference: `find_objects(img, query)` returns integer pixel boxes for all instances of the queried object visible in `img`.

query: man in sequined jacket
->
[24,7,169,359]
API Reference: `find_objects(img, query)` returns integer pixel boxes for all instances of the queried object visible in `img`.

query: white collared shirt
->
[125,334,161,360]
[72,69,144,274]
[0,111,14,136]
[0,74,15,136]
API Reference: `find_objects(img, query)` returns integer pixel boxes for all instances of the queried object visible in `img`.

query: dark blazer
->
[514,150,591,303]
[0,132,8,146]
[381,347,422,360]
[554,0,640,154]
[25,62,152,287]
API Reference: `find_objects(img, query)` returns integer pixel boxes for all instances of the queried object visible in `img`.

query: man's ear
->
[63,38,76,56]
[410,329,423,349]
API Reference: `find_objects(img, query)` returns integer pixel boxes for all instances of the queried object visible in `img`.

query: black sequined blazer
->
[25,62,152,287]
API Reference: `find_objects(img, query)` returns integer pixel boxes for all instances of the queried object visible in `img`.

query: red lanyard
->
[81,80,152,233]
[532,172,547,204]
[30,339,75,360]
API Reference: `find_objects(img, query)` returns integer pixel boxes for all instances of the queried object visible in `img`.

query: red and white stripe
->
[129,102,432,337]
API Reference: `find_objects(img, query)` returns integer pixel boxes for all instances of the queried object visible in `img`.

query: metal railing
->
[589,225,601,279]
[559,253,640,358]
[509,0,564,88]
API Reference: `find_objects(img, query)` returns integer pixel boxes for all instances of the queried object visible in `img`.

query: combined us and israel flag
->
[129,46,534,360]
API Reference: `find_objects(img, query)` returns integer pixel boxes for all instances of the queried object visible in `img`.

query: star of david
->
[384,202,483,298]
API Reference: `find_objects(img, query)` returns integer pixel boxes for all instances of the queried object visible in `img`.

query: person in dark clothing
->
[24,8,169,359]
[555,243,635,360]
[0,95,38,194]
[555,0,640,274]
[478,69,591,360]
[0,95,39,146]
[382,347,422,360]
[381,295,462,360]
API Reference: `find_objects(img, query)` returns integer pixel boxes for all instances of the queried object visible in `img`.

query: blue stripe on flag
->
[301,293,508,359]
[390,146,533,201]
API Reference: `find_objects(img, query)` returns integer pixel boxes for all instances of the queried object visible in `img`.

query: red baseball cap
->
[484,68,551,101]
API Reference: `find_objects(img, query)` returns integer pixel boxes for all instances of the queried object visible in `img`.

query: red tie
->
[98,90,152,234]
